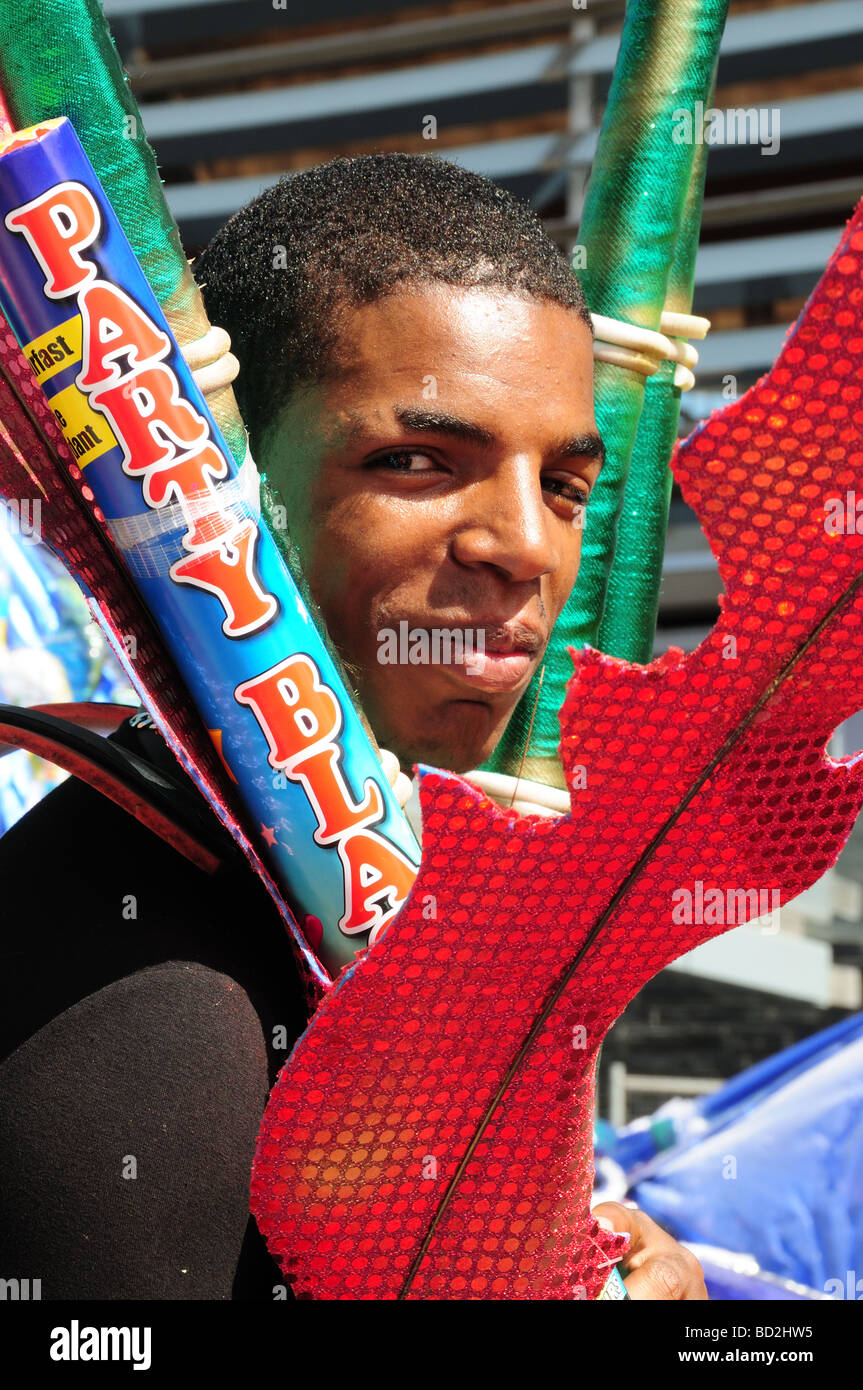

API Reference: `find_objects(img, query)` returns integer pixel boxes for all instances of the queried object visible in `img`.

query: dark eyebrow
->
[559,430,606,473]
[393,406,606,473]
[392,406,495,447]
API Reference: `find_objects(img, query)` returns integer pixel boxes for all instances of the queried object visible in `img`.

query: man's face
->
[260,283,601,774]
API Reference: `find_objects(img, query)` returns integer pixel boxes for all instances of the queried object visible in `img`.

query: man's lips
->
[449,647,537,693]
[417,619,545,694]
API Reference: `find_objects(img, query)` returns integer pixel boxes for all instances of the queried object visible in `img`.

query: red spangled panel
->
[0,321,328,1010]
[251,202,863,1299]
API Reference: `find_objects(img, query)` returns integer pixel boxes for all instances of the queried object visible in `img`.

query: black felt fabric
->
[0,713,309,1300]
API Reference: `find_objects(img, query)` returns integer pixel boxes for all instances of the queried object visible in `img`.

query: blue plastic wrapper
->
[0,117,420,976]
[628,1016,863,1294]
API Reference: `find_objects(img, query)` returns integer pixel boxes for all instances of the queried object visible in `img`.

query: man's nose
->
[450,457,558,583]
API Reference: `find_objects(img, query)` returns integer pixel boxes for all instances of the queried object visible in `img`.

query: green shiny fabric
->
[484,0,728,786]
[599,90,713,663]
[0,0,246,469]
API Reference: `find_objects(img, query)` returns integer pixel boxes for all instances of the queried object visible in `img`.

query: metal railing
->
[606,1061,725,1129]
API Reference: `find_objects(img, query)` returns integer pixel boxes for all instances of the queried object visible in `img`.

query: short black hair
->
[194,152,592,455]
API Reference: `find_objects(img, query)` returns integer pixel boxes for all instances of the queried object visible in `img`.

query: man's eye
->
[543,476,590,507]
[372,451,437,473]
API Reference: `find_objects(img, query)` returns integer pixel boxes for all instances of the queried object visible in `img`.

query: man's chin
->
[383,697,510,776]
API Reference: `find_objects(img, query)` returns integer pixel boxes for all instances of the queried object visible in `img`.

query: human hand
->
[592,1201,708,1300]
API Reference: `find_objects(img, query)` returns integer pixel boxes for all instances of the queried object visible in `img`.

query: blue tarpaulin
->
[626,1014,863,1293]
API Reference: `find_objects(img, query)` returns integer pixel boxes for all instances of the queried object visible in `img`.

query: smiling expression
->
[260,282,602,774]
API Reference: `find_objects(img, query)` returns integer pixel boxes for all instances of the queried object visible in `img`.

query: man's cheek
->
[357,663,419,753]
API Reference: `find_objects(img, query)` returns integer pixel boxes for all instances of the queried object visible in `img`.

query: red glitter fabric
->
[250,203,863,1298]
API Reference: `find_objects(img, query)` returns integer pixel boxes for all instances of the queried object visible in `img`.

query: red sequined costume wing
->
[250,202,863,1301]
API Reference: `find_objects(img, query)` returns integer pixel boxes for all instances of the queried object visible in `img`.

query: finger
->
[591,1200,650,1248]
[402,777,424,844]
[625,1250,709,1302]
[378,748,414,808]
[623,1255,686,1301]
[378,748,401,787]
[593,1200,684,1258]
[393,770,413,808]
[591,1202,708,1299]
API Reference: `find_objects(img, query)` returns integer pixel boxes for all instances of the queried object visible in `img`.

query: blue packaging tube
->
[0,117,420,976]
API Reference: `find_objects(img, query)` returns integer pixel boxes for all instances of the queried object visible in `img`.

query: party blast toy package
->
[0,116,420,977]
